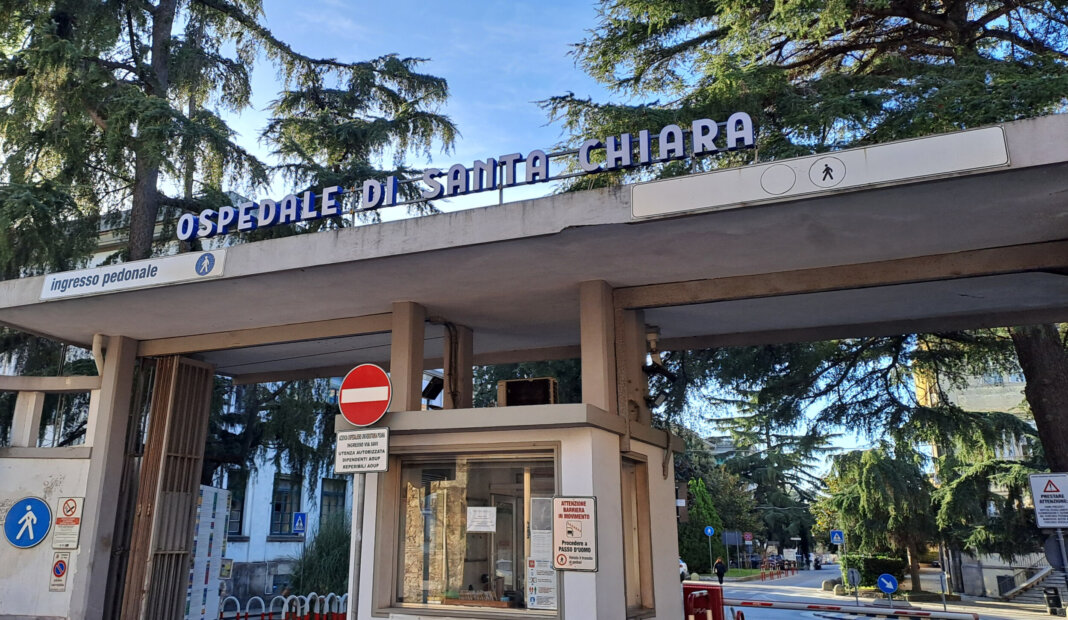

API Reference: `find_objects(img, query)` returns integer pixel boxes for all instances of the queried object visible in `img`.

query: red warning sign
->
[1046,480,1061,493]
[337,364,392,427]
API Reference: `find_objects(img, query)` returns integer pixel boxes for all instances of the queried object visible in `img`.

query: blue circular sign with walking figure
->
[704,526,715,537]
[4,497,52,549]
[877,573,899,594]
[194,252,216,276]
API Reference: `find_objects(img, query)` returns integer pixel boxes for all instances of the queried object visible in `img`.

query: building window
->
[227,469,247,536]
[270,475,302,535]
[621,455,654,614]
[394,454,556,611]
[320,478,347,525]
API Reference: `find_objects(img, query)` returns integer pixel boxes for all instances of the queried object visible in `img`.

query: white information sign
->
[552,496,598,572]
[633,126,1008,219]
[334,428,389,474]
[40,251,226,300]
[52,497,84,550]
[49,551,70,592]
[1030,473,1068,528]
[466,506,497,533]
[526,558,558,610]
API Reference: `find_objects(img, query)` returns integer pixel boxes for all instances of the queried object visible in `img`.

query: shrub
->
[840,554,907,587]
[289,513,350,595]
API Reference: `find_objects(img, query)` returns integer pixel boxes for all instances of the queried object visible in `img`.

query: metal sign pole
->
[708,534,714,579]
[1058,528,1068,593]
[346,472,366,620]
[940,572,948,611]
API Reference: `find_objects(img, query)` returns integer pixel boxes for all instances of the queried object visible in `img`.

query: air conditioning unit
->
[496,377,558,407]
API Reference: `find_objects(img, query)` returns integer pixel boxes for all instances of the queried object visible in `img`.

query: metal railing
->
[999,560,1052,600]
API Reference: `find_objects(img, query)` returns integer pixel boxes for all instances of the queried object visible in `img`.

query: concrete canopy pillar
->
[10,390,45,447]
[390,301,426,412]
[70,335,138,619]
[580,280,617,416]
[443,324,473,409]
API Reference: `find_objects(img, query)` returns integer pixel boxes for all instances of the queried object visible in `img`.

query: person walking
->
[713,557,727,585]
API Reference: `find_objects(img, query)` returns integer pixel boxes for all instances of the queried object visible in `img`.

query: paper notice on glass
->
[466,506,497,532]
[531,529,552,561]
[526,558,558,610]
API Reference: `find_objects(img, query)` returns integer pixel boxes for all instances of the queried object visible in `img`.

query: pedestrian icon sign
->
[194,253,216,276]
[4,497,52,549]
[704,526,715,537]
[830,530,844,545]
[292,512,307,535]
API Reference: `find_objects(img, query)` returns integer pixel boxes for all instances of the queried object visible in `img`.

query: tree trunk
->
[1010,324,1068,471]
[128,151,160,261]
[906,540,923,593]
[127,0,177,261]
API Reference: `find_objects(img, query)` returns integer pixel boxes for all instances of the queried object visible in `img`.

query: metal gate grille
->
[120,356,214,620]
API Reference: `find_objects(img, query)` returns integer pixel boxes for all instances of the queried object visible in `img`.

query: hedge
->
[840,554,908,588]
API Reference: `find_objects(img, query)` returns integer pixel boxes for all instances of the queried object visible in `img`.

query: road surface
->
[686,565,1041,620]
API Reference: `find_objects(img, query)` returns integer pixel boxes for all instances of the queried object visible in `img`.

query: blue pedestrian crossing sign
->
[4,497,52,549]
[830,529,844,545]
[292,512,307,535]
[877,573,899,594]
[704,526,715,537]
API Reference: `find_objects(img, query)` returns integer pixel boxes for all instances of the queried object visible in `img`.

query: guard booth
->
[1,114,1068,620]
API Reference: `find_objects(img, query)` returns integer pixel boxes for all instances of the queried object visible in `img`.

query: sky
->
[222,0,615,209]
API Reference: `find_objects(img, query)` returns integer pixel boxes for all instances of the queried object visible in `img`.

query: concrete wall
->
[0,455,90,620]
[354,423,680,620]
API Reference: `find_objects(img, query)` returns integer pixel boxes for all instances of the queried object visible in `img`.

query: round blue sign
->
[194,253,216,276]
[4,497,52,549]
[877,573,899,594]
[704,526,715,537]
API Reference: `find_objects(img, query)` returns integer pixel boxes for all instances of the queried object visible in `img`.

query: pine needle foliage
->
[544,0,1068,185]
[0,0,457,266]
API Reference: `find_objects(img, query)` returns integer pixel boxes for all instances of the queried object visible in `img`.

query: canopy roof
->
[1,115,1066,380]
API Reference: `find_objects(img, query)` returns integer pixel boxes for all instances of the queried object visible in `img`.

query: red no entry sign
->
[338,364,392,427]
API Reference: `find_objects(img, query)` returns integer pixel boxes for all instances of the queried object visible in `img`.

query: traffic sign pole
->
[1058,528,1068,596]
[708,535,713,577]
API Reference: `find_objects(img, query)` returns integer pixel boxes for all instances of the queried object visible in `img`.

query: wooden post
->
[443,324,473,409]
[390,302,426,412]
[580,281,616,416]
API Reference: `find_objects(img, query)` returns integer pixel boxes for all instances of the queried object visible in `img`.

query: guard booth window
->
[270,475,302,535]
[394,454,556,611]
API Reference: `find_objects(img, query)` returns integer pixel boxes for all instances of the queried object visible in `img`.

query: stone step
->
[1011,571,1068,604]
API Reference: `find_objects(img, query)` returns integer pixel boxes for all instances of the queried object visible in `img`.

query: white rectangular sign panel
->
[466,506,497,532]
[526,558,558,610]
[49,551,70,592]
[1030,473,1068,528]
[633,126,1008,219]
[52,497,84,550]
[552,496,598,572]
[40,251,226,300]
[334,428,389,474]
